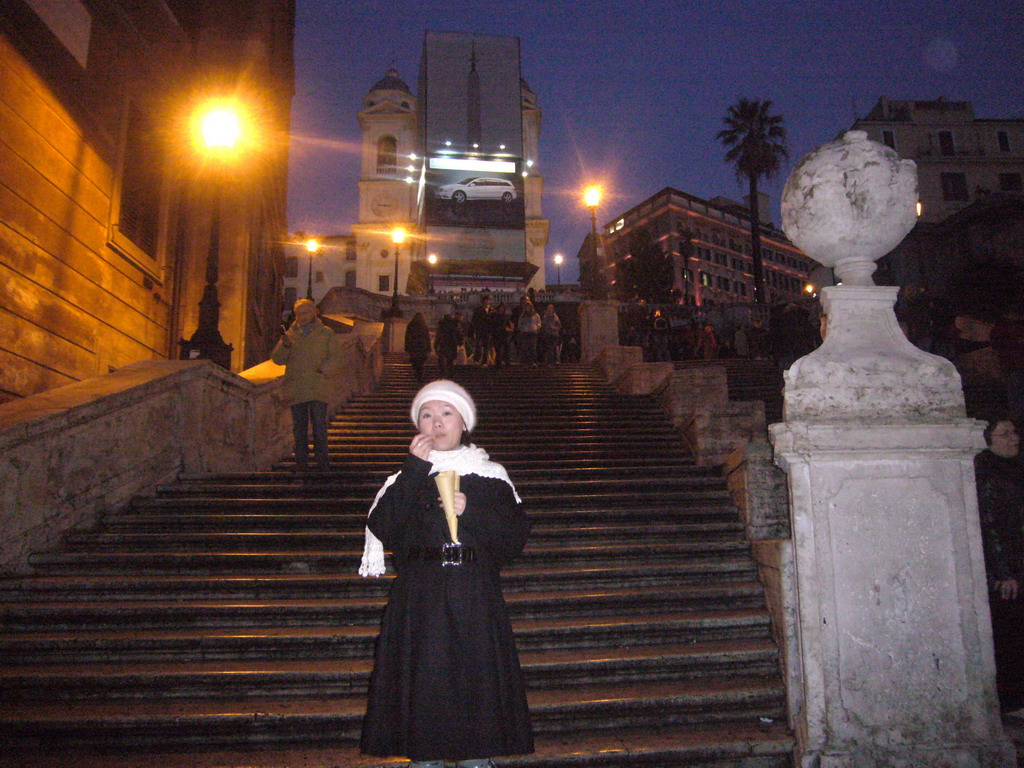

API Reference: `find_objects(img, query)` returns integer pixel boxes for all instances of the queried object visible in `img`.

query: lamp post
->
[554,253,563,286]
[180,100,246,369]
[584,186,604,298]
[427,252,438,295]
[305,237,320,300]
[385,227,406,318]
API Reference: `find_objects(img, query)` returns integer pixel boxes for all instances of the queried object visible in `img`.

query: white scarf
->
[358,444,521,577]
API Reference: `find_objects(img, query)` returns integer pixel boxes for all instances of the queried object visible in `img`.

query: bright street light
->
[386,227,407,318]
[583,187,605,297]
[305,238,320,300]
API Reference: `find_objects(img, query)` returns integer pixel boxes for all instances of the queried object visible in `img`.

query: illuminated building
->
[597,187,814,306]
[851,97,1024,224]
[346,32,549,298]
[0,0,295,400]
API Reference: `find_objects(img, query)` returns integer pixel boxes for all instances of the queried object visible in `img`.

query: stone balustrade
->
[600,349,766,466]
[0,332,382,574]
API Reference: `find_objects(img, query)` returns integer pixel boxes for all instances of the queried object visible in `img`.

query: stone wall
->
[0,333,382,574]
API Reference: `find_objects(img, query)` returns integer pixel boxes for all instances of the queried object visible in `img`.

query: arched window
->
[376,135,397,173]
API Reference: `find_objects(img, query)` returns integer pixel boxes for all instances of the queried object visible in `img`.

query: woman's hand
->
[453,491,466,517]
[996,579,1019,600]
[409,434,433,460]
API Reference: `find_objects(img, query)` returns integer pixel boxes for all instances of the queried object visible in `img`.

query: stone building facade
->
[852,97,1024,224]
[285,34,549,307]
[0,0,295,403]
[599,187,814,306]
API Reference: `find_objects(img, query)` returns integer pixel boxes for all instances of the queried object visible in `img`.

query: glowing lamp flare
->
[554,254,564,266]
[201,108,241,149]
[305,238,320,253]
[392,227,407,245]
[428,253,438,265]
[584,186,601,208]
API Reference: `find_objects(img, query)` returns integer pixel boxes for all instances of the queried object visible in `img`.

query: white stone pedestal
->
[770,286,1013,767]
[579,300,620,363]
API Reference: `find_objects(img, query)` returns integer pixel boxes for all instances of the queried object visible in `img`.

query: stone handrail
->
[0,332,382,574]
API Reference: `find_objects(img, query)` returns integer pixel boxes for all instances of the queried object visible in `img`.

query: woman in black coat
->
[359,380,534,767]
[975,417,1024,709]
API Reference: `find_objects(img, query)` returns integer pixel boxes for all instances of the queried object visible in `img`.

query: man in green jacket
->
[271,299,343,470]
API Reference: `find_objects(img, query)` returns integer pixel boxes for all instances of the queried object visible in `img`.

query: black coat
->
[361,454,534,762]
[976,449,1024,584]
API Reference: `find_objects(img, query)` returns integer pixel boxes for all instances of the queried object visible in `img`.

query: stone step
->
[0,639,779,702]
[28,542,754,576]
[151,475,728,498]
[68,520,745,548]
[176,459,714,483]
[0,582,768,632]
[0,676,786,750]
[0,563,761,603]
[125,489,735,513]
[101,507,742,533]
[0,608,773,664]
[1,722,794,768]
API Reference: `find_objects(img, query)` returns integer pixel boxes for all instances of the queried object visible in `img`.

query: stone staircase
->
[0,356,792,766]
[674,358,785,425]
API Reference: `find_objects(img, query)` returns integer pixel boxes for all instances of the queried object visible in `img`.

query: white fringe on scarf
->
[358,444,521,577]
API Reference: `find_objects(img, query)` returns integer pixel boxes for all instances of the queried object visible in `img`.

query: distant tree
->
[717,98,788,304]
[613,228,674,304]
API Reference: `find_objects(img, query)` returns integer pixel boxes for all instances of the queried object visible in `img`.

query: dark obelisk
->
[466,41,482,147]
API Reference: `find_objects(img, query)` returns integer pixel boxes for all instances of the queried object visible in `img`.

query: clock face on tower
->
[370,191,398,220]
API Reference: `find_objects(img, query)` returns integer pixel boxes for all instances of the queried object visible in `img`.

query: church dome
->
[369,68,412,96]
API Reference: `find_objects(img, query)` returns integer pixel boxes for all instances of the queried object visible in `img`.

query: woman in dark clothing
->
[359,380,534,767]
[405,312,432,382]
[975,417,1024,710]
[434,314,462,379]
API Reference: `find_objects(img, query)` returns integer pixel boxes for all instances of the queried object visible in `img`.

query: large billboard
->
[423,155,525,229]
[420,31,525,232]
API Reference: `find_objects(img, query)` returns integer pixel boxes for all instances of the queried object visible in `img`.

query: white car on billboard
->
[436,177,517,204]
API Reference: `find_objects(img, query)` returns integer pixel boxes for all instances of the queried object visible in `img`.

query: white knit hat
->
[410,380,476,433]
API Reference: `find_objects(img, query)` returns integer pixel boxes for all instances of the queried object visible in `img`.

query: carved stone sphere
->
[781,130,918,285]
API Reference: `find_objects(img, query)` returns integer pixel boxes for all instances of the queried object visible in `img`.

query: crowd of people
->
[412,295,579,380]
[619,302,821,365]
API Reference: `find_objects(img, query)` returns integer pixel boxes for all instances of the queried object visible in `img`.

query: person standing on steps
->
[359,380,534,767]
[975,417,1024,710]
[270,299,343,471]
[405,312,432,383]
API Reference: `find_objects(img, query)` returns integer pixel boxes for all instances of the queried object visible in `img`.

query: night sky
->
[286,0,1024,285]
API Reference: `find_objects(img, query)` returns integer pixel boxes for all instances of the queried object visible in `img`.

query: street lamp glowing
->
[584,186,601,209]
[554,253,563,267]
[391,227,407,245]
[305,238,320,253]
[805,283,815,294]
[200,107,241,149]
[428,253,438,265]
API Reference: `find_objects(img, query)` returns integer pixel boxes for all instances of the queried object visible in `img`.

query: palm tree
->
[717,98,788,304]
